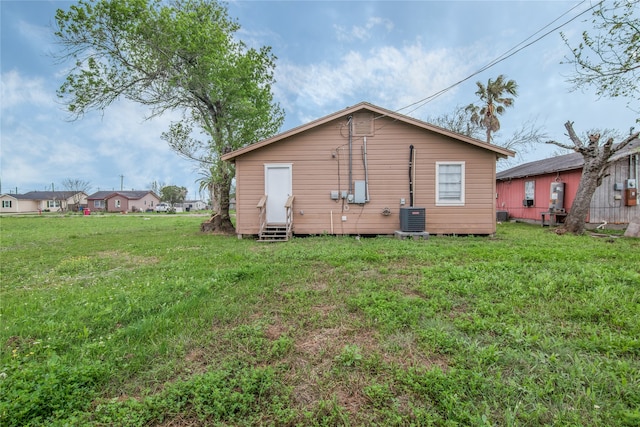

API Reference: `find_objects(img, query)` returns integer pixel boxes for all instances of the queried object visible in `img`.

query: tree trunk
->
[200,213,234,234]
[201,162,235,234]
[548,122,639,235]
[562,165,600,234]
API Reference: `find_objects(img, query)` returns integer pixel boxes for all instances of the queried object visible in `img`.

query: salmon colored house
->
[87,190,160,213]
[496,138,640,226]
[222,102,514,240]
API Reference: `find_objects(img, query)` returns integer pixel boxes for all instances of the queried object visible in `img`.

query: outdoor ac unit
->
[496,210,508,222]
[400,207,426,232]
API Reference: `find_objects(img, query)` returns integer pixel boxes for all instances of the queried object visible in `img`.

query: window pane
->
[439,164,461,200]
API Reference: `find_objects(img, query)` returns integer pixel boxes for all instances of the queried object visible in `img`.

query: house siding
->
[235,114,499,236]
[0,192,87,213]
[107,196,128,212]
[496,170,582,222]
[0,196,20,213]
[128,194,158,212]
[105,194,158,212]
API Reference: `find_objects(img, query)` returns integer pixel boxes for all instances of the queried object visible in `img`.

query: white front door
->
[265,164,292,224]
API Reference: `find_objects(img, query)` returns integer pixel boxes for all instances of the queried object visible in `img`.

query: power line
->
[392,0,602,118]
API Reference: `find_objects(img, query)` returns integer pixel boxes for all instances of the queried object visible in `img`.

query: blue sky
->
[1,0,637,198]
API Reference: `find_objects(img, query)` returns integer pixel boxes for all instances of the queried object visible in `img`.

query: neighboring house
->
[496,138,639,225]
[221,101,514,239]
[182,200,207,211]
[87,191,160,213]
[0,191,88,213]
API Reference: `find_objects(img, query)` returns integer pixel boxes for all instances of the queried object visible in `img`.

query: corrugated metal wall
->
[590,159,639,224]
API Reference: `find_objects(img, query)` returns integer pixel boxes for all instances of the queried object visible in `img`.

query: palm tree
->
[465,75,518,143]
[197,165,217,213]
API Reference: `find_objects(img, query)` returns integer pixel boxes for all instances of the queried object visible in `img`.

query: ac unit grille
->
[400,207,426,232]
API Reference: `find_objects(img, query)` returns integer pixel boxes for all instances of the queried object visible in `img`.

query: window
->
[94,200,105,208]
[2,200,12,208]
[47,200,61,208]
[436,162,465,206]
[524,180,535,206]
[115,200,121,208]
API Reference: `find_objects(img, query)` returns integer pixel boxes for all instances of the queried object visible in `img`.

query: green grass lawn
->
[1,214,638,426]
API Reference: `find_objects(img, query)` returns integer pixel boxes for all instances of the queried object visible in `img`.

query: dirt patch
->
[264,317,289,340]
[184,348,208,375]
[381,330,450,372]
[333,382,368,415]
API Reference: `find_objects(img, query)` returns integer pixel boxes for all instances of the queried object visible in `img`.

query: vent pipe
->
[363,137,370,202]
[348,116,353,195]
[409,145,414,207]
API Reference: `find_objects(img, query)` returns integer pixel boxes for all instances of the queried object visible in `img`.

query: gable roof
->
[87,190,158,200]
[222,101,515,162]
[497,152,584,180]
[497,138,640,181]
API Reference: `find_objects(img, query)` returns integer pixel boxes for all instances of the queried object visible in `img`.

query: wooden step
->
[258,224,290,242]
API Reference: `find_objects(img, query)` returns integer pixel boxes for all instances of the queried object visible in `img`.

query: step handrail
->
[257,195,267,237]
[284,195,295,239]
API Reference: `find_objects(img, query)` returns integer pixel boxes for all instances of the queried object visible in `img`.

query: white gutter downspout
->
[363,137,370,202]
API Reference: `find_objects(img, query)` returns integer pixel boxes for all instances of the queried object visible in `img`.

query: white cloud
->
[0,72,199,193]
[334,16,394,42]
[0,70,55,110]
[275,40,486,126]
[17,17,53,47]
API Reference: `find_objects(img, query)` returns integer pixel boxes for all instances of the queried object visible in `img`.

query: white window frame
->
[524,180,535,202]
[47,200,61,208]
[2,200,12,208]
[94,200,105,208]
[436,161,465,206]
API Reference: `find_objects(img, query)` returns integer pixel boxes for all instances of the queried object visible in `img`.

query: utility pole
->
[120,175,124,191]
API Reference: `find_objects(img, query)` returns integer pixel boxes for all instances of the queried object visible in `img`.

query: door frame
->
[264,163,292,224]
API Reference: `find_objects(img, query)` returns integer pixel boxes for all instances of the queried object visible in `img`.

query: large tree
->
[54,0,284,233]
[561,0,640,117]
[160,185,187,206]
[465,75,518,143]
[553,1,639,234]
[547,122,639,234]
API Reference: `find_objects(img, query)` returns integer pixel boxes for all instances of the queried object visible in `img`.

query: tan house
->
[222,102,514,240]
[87,190,160,213]
[0,191,88,213]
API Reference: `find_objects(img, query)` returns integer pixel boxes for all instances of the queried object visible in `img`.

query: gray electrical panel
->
[353,180,366,203]
[549,182,565,211]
